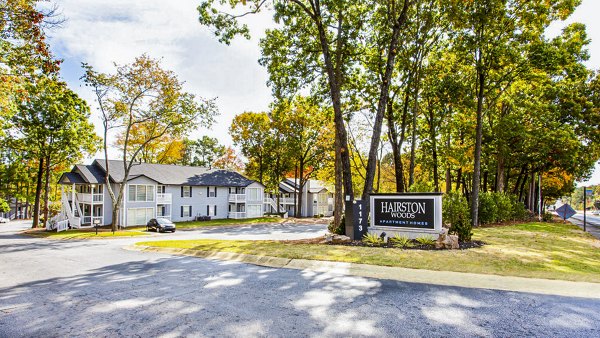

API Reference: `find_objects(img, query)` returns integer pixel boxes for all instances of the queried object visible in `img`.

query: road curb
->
[126,245,600,299]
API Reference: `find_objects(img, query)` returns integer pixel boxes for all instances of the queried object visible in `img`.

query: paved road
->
[1,221,600,337]
[571,212,600,239]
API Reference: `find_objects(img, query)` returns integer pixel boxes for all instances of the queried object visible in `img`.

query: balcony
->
[228,211,246,219]
[228,194,246,203]
[82,216,103,226]
[77,193,103,203]
[157,193,172,204]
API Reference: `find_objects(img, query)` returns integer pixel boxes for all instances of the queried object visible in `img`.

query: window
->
[157,185,166,194]
[318,193,328,204]
[247,188,261,202]
[181,205,192,217]
[182,186,192,198]
[207,186,217,197]
[128,185,155,202]
[127,208,154,226]
[247,205,261,218]
[207,205,217,216]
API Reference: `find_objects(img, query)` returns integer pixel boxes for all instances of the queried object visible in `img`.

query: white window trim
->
[128,184,155,202]
[182,205,191,217]
[182,186,192,198]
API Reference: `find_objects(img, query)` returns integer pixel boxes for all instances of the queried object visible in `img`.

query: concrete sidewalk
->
[128,245,600,300]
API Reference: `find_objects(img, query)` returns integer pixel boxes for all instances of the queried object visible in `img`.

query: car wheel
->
[157,228,161,233]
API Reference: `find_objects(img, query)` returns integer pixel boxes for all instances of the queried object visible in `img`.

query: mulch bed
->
[335,239,485,250]
[280,237,485,250]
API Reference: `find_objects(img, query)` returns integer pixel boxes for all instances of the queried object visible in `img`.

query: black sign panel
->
[372,197,435,229]
[352,200,368,240]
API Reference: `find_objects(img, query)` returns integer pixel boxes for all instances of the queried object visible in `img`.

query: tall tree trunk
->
[386,99,403,192]
[528,171,535,212]
[513,166,526,195]
[294,164,298,217]
[297,158,304,217]
[313,10,354,233]
[23,181,29,218]
[518,169,528,203]
[362,0,411,201]
[456,168,462,193]
[496,154,505,192]
[445,132,452,193]
[397,87,412,192]
[42,156,51,227]
[32,157,44,228]
[483,171,488,192]
[408,93,419,187]
[471,69,486,227]
[429,108,439,192]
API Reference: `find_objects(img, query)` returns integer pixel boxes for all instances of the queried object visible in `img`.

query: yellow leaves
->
[114,124,185,164]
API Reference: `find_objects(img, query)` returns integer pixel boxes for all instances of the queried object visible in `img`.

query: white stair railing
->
[56,219,69,232]
[264,197,284,214]
[61,192,81,229]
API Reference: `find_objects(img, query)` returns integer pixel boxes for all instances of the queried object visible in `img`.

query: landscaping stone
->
[436,230,459,250]
[325,234,352,244]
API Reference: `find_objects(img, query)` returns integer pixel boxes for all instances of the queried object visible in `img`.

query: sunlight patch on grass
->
[137,222,600,282]
[175,217,284,229]
[26,229,149,239]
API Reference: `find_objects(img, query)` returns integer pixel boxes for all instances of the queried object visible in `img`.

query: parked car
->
[0,217,9,223]
[146,218,176,233]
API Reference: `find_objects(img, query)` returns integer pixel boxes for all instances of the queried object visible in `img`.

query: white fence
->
[56,220,69,232]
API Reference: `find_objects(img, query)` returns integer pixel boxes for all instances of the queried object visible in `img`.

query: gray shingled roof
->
[93,160,256,187]
[280,178,330,194]
[58,172,87,184]
[75,164,106,184]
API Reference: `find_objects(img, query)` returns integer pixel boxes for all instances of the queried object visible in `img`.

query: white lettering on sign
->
[381,201,426,214]
[381,201,426,219]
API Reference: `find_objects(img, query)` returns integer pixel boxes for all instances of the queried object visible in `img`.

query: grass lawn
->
[173,216,284,229]
[137,222,600,283]
[25,228,149,239]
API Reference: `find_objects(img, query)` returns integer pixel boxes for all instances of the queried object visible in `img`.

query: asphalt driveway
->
[1,220,599,337]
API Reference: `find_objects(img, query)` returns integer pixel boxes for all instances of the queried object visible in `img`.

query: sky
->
[44,0,600,185]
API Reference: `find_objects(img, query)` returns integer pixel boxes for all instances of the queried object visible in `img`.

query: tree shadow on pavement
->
[0,254,599,337]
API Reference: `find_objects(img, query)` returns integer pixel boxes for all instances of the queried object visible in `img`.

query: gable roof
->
[280,178,331,194]
[76,164,106,184]
[93,159,258,187]
[58,172,87,184]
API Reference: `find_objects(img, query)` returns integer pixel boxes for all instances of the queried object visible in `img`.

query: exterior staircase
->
[264,197,285,214]
[49,192,81,231]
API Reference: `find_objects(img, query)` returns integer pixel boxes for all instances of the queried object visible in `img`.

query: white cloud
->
[45,0,275,158]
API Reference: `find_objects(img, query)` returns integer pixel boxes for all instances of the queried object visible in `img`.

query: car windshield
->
[156,218,172,225]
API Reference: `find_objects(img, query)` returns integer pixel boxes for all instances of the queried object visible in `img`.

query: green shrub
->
[389,234,411,248]
[478,192,499,225]
[492,192,513,222]
[479,192,530,224]
[443,191,472,242]
[509,196,529,221]
[328,216,345,235]
[362,232,384,246]
[542,212,553,222]
[415,236,436,246]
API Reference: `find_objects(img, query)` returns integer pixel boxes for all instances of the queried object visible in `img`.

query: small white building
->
[265,178,334,217]
[56,159,266,228]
